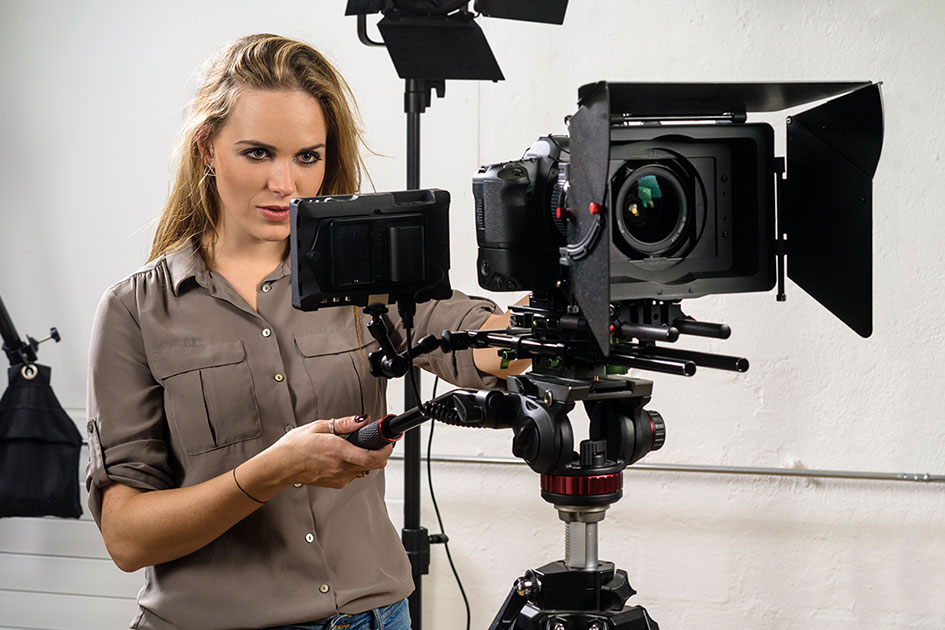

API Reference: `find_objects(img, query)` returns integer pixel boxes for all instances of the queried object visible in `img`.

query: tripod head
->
[344,331,667,629]
[343,289,759,628]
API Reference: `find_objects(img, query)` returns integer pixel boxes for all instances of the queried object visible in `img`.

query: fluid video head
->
[474,81,884,353]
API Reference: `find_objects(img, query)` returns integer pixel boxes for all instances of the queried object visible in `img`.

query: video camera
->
[474,81,883,354]
[290,81,884,629]
[293,81,882,374]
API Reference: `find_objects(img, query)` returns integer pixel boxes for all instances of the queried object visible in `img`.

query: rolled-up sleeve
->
[388,290,502,390]
[86,283,172,527]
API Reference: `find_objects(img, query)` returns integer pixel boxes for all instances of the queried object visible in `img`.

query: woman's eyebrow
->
[235,140,326,152]
[299,143,326,153]
[235,139,277,151]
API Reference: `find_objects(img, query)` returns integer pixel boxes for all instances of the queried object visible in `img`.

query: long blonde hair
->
[150,34,367,263]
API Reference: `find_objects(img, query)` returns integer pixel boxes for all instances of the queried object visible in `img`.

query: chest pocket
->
[149,341,261,455]
[295,332,382,420]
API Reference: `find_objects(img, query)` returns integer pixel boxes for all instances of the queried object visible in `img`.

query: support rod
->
[391,453,945,484]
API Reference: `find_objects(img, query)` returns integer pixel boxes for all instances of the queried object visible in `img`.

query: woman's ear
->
[196,125,214,167]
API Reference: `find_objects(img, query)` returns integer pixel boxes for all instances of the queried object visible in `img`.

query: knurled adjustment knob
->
[452,395,482,425]
[648,410,666,451]
[580,439,608,467]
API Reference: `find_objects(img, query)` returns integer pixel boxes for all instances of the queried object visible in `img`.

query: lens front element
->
[614,164,689,257]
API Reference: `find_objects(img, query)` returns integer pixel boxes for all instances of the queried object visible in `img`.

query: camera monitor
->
[290,189,452,311]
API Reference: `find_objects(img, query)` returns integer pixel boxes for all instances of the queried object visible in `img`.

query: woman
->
[86,33,518,630]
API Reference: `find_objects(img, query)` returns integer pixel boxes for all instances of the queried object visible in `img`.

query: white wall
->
[1,1,943,628]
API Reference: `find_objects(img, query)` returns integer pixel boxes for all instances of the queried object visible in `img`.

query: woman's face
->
[206,88,327,251]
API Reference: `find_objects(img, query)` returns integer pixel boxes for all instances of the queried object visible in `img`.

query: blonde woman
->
[87,34,516,630]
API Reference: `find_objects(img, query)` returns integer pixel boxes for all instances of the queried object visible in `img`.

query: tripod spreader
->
[489,560,660,630]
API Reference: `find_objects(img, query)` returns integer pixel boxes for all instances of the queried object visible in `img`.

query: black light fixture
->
[345,1,568,81]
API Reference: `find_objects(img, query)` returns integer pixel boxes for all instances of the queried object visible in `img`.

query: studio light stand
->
[345,3,569,626]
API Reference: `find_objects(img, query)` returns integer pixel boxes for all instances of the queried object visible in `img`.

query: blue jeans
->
[265,598,411,630]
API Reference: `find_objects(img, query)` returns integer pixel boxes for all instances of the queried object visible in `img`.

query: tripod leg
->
[488,576,533,630]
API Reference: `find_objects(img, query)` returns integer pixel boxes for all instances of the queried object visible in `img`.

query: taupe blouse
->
[86,242,499,630]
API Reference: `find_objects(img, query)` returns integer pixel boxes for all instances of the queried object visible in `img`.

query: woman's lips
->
[258,206,290,222]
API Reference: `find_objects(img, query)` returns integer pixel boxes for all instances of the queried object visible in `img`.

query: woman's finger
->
[345,443,395,470]
[333,414,370,436]
[308,419,333,434]
[307,415,367,435]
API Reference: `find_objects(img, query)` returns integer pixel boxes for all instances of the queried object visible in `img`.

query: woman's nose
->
[268,161,295,197]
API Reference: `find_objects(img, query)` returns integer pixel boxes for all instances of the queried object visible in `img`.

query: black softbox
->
[0,364,83,518]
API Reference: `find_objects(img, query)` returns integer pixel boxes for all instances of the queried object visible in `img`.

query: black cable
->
[403,316,470,628]
[426,375,471,630]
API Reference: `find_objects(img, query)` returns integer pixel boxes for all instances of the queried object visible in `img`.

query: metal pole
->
[404,81,426,629]
[0,293,23,352]
[391,452,945,484]
[0,292,37,366]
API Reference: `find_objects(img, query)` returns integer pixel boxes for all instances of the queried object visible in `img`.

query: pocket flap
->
[295,332,365,357]
[148,341,246,379]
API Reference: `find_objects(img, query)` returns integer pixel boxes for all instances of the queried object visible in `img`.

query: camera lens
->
[623,175,679,242]
[614,165,689,257]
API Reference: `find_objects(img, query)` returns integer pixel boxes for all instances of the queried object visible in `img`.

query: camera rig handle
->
[344,387,515,450]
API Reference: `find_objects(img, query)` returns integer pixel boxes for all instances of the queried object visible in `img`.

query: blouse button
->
[293,483,302,488]
[274,373,285,382]
[283,424,294,434]
[319,584,331,594]
[261,283,272,293]
[261,328,272,338]
[305,533,315,543]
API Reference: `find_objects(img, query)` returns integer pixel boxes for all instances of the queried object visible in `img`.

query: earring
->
[204,164,216,178]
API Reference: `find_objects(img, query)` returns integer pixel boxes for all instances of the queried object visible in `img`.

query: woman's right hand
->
[99,414,394,572]
[268,415,395,489]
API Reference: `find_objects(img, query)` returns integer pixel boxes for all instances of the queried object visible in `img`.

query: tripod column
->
[561,505,607,571]
[566,520,599,570]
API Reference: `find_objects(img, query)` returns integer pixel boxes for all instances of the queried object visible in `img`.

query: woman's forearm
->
[473,296,532,378]
[99,417,390,572]
[100,446,292,572]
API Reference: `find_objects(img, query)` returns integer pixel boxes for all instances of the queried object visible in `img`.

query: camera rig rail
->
[356,296,747,388]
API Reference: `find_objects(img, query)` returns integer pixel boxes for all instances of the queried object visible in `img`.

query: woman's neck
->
[205,236,288,311]
[208,232,287,270]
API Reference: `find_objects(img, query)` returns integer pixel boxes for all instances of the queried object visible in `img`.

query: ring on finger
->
[328,418,336,435]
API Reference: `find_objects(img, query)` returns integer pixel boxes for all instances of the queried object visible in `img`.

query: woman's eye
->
[246,148,268,160]
[298,152,321,164]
